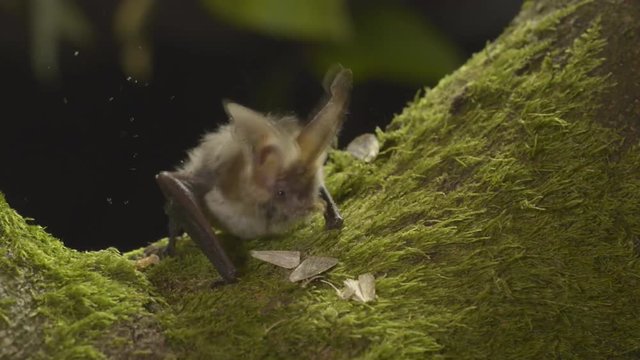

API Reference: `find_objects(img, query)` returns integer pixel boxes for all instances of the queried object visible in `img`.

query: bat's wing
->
[156,171,237,284]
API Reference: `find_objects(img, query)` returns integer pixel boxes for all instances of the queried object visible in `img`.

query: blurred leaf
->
[200,0,351,41]
[30,0,92,83]
[311,3,463,85]
[114,0,154,81]
[0,0,22,13]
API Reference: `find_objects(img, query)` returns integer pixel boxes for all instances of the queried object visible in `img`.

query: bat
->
[155,66,352,284]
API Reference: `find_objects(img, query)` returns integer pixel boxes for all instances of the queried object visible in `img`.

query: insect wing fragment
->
[339,273,376,303]
[346,133,380,163]
[250,250,301,269]
[339,279,359,300]
[357,273,376,302]
[289,256,338,282]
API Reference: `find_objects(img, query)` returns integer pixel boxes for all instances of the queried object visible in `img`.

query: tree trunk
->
[2,0,640,358]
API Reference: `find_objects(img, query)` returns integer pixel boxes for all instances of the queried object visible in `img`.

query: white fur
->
[203,187,268,239]
[177,115,314,239]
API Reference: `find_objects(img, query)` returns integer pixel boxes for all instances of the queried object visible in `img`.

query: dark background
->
[0,0,522,252]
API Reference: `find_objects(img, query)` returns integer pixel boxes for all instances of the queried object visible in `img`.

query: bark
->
[2,0,640,358]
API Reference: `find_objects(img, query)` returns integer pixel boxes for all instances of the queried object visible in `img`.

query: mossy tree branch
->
[2,0,640,358]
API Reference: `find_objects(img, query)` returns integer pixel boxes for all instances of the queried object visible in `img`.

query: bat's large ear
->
[225,101,282,190]
[297,66,352,166]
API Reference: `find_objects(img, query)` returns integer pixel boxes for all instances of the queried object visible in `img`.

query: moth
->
[156,66,352,284]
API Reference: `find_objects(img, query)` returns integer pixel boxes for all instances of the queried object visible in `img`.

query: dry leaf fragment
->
[250,250,301,269]
[346,133,380,162]
[289,256,338,282]
[134,254,160,270]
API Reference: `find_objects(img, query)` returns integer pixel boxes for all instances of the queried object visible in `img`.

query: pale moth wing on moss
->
[339,273,376,303]
[339,279,358,300]
[357,273,376,302]
[346,133,380,163]
[289,256,338,282]
[250,250,301,269]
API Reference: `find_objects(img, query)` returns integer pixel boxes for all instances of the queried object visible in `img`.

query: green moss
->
[0,194,166,359]
[140,2,640,359]
[3,0,640,358]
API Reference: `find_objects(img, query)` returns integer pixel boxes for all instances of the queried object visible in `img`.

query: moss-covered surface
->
[0,194,172,359]
[3,0,640,358]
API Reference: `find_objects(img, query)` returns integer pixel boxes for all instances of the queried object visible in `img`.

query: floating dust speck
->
[289,256,338,282]
[134,254,160,270]
[250,250,300,269]
[73,50,79,56]
[346,133,379,162]
[337,273,376,303]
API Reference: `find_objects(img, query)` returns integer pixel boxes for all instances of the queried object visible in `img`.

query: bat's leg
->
[320,185,343,229]
[165,214,180,257]
[144,214,179,258]
[156,171,238,284]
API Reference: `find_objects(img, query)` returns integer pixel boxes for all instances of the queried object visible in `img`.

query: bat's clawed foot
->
[324,213,344,230]
[161,244,177,258]
[143,243,176,259]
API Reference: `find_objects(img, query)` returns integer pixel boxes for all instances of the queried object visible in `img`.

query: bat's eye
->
[276,190,286,198]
